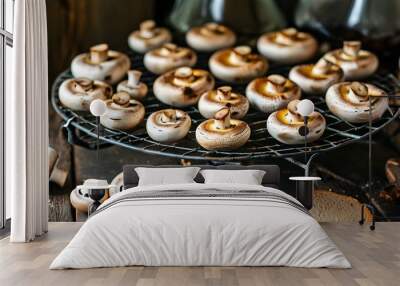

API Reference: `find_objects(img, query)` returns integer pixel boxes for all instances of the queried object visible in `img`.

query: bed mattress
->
[50,183,351,269]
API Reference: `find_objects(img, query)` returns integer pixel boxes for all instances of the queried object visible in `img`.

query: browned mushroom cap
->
[73,78,94,93]
[90,44,109,64]
[112,92,131,107]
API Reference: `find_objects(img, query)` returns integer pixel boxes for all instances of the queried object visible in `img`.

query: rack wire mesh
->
[51,52,400,162]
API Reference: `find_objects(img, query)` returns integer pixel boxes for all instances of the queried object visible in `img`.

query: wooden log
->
[311,189,373,223]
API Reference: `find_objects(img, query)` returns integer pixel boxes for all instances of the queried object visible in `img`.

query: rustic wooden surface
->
[1,222,400,286]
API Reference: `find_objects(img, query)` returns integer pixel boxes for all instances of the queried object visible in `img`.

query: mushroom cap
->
[323,41,379,80]
[144,44,197,74]
[198,86,249,119]
[186,22,236,52]
[288,60,344,94]
[59,78,112,111]
[71,48,131,85]
[326,81,388,123]
[146,109,191,143]
[209,46,268,83]
[195,109,251,150]
[267,99,326,145]
[246,74,301,113]
[100,92,145,130]
[128,20,172,53]
[257,28,318,64]
[153,67,215,107]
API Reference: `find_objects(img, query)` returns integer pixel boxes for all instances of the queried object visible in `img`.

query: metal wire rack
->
[51,52,400,162]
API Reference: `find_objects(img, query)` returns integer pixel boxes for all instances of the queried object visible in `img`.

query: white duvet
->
[50,183,351,269]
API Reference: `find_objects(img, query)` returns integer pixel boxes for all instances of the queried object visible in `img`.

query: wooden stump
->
[311,189,373,222]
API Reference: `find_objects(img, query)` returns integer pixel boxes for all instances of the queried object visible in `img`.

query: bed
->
[50,164,350,269]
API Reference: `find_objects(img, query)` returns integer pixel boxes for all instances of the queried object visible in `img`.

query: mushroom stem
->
[349,81,368,96]
[127,70,142,87]
[112,92,131,107]
[343,41,361,58]
[343,82,369,104]
[203,23,225,35]
[173,67,194,86]
[230,46,251,65]
[159,43,177,56]
[216,86,232,101]
[266,75,286,93]
[74,78,93,93]
[160,110,177,123]
[214,108,231,129]
[90,44,109,64]
[275,28,297,45]
[312,58,334,75]
[140,20,156,38]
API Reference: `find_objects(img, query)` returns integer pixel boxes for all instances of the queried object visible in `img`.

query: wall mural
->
[47,0,400,223]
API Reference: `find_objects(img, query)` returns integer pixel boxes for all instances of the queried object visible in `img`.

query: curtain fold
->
[7,0,49,242]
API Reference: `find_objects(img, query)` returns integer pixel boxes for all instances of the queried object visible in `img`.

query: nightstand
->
[289,176,321,210]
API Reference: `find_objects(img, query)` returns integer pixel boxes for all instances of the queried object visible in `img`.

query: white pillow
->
[200,169,266,185]
[135,167,200,186]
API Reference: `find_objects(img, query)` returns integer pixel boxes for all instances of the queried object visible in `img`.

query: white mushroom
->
[326,81,388,123]
[267,99,326,145]
[128,20,172,53]
[146,109,191,143]
[100,92,145,130]
[71,43,131,85]
[289,58,344,94]
[196,108,251,150]
[323,41,379,80]
[209,46,268,83]
[198,86,249,119]
[59,78,112,111]
[246,74,301,113]
[144,43,197,74]
[257,28,318,64]
[117,70,148,100]
[186,22,236,52]
[153,67,215,107]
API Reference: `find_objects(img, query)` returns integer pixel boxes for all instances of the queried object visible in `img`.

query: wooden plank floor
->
[0,222,399,286]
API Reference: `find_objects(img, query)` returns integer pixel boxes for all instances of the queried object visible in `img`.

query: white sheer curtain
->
[7,0,49,242]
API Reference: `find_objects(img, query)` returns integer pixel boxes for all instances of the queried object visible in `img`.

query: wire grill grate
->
[51,52,400,162]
